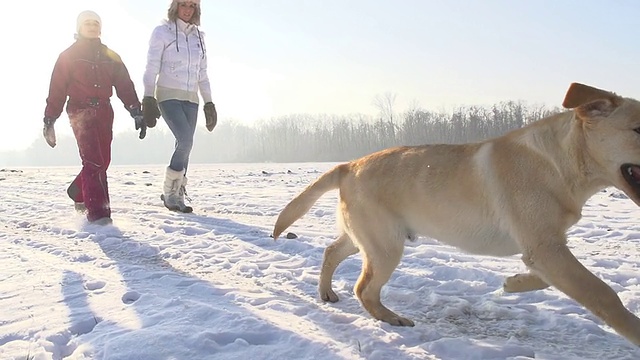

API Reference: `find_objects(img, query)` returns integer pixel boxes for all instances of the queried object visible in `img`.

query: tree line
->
[1,100,560,167]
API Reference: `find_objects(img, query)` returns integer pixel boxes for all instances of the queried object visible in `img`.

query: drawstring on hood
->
[196,27,205,58]
[175,21,179,52]
[172,19,206,58]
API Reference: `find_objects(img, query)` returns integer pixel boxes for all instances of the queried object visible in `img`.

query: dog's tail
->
[272,163,348,240]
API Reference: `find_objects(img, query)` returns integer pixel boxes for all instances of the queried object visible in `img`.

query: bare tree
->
[373,92,397,123]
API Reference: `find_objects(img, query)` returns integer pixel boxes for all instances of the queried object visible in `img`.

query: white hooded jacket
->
[143,19,212,104]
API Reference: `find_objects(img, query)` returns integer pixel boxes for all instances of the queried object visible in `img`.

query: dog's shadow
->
[181,213,640,359]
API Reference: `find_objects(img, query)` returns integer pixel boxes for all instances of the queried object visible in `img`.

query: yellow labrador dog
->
[272,83,640,345]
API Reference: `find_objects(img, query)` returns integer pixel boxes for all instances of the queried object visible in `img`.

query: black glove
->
[129,107,146,140]
[204,102,217,132]
[142,96,161,128]
[43,117,56,148]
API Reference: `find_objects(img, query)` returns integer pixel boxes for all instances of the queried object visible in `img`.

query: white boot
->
[177,175,193,213]
[162,167,184,211]
[162,167,194,213]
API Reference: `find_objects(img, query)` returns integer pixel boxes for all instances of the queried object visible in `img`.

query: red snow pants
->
[67,103,114,222]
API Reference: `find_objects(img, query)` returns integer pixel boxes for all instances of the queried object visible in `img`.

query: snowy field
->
[2,163,640,360]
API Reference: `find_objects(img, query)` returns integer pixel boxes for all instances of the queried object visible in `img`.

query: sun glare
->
[0,0,157,151]
[212,58,278,123]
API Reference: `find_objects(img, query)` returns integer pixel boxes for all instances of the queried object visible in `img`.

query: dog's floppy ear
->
[562,83,622,119]
[562,83,618,109]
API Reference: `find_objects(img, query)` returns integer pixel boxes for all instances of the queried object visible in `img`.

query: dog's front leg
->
[523,243,640,345]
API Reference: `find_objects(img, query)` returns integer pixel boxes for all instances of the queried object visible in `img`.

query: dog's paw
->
[503,275,518,293]
[503,273,549,293]
[503,274,530,293]
[386,315,415,327]
[320,289,339,303]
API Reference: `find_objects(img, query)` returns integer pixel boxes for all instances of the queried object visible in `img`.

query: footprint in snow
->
[122,291,141,304]
[84,280,106,291]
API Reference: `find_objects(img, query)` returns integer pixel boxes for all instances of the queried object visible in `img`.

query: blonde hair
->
[168,1,201,26]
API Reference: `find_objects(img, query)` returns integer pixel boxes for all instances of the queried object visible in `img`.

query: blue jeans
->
[159,100,198,173]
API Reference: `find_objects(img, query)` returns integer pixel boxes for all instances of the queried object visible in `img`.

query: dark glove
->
[204,102,217,132]
[129,107,146,140]
[142,96,161,128]
[43,117,56,148]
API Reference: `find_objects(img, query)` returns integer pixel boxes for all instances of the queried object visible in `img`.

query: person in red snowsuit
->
[42,10,145,225]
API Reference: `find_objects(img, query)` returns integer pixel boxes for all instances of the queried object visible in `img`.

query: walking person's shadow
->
[59,224,319,360]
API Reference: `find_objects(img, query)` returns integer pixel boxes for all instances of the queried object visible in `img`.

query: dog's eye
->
[635,128,640,135]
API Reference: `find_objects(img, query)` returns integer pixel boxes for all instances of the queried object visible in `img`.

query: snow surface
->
[2,163,640,360]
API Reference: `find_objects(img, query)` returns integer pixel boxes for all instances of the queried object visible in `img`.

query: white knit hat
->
[76,10,102,33]
[177,0,200,4]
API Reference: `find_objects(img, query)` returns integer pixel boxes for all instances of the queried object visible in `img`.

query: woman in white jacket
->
[142,0,217,213]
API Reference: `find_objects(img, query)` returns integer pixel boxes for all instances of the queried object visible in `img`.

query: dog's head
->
[563,82,640,205]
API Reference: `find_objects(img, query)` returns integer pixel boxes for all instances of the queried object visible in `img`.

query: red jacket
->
[44,38,140,119]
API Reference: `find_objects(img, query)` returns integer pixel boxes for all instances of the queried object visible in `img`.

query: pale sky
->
[2,0,639,151]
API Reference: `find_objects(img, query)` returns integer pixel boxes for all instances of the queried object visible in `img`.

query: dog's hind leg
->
[319,232,359,302]
[503,273,550,293]
[353,226,414,327]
